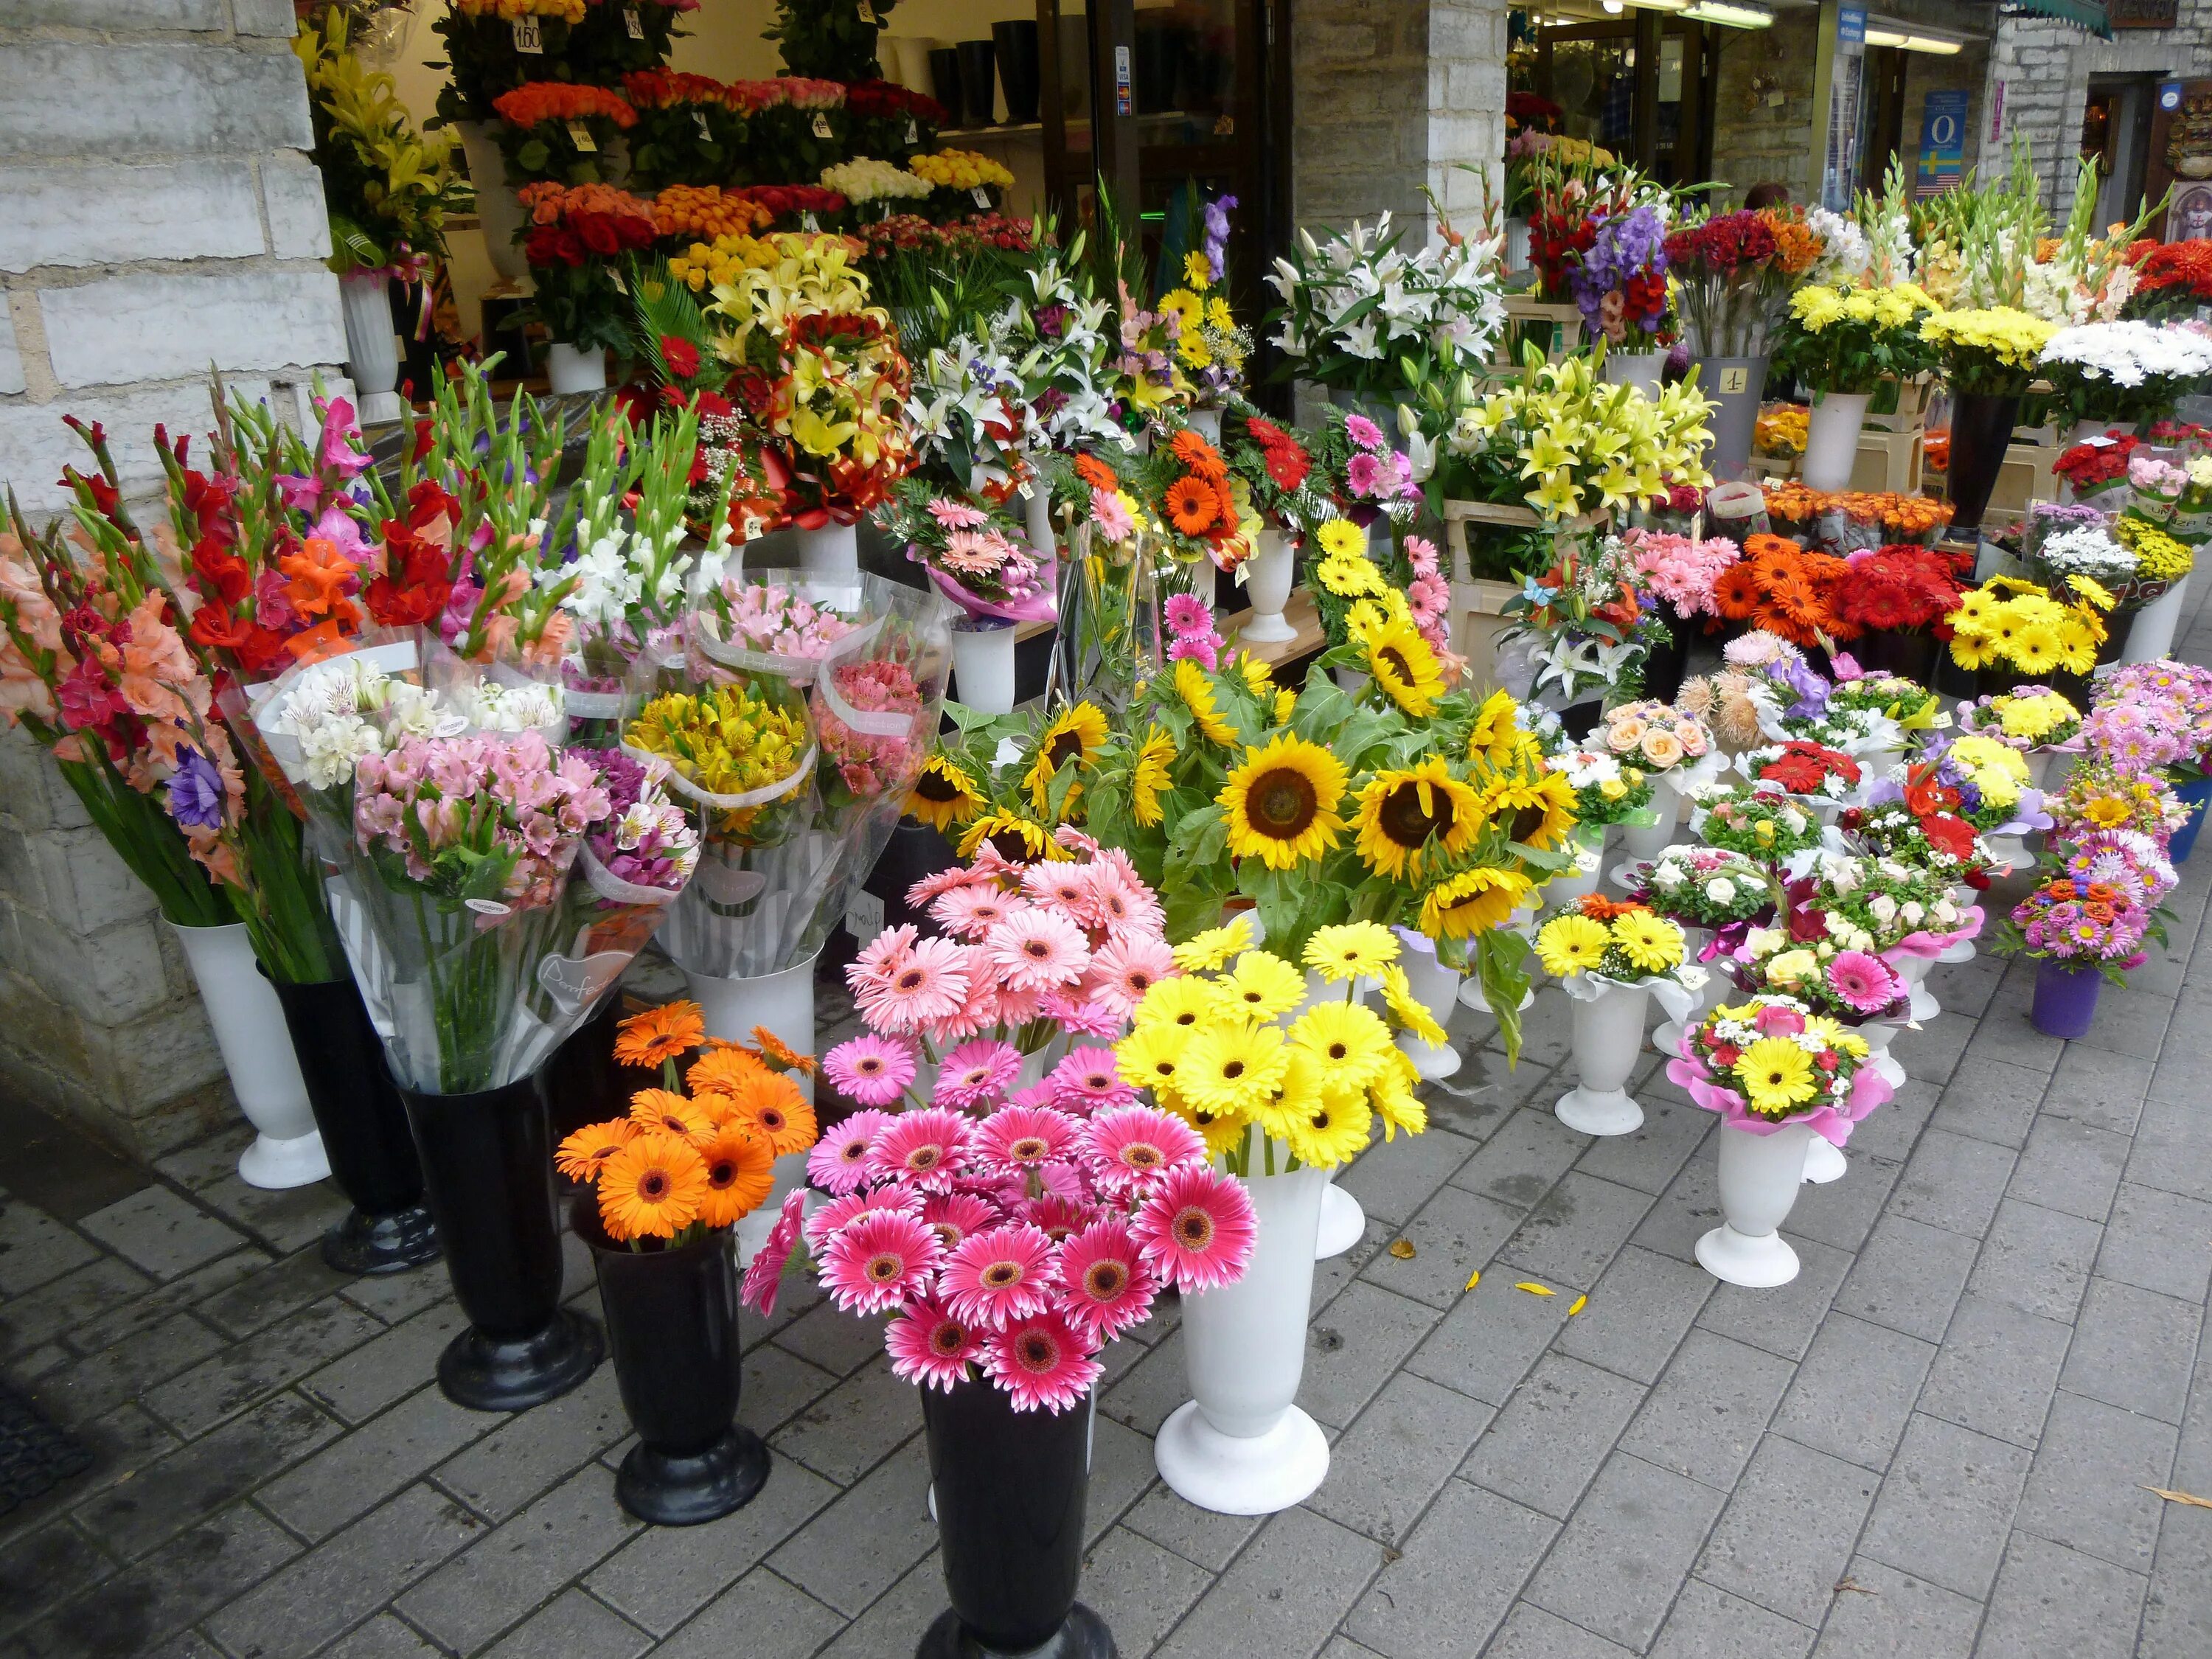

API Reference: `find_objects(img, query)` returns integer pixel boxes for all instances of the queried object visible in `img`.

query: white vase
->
[1391,928,1462,1081]
[1315,1179,1365,1259]
[1504,216,1531,276]
[545,342,607,394]
[1554,981,1651,1136]
[169,921,328,1189]
[1697,1121,1813,1287]
[338,271,402,425]
[1893,952,1941,1022]
[1237,526,1298,644]
[1458,976,1535,1016]
[1023,481,1055,563]
[1332,666,1370,694]
[2125,576,2188,664]
[1857,1017,1907,1091]
[1617,795,1680,870]
[1187,408,1222,443]
[1802,1136,1848,1184]
[1801,392,1872,492]
[1546,827,1606,908]
[950,616,1018,713]
[791,521,859,574]
[737,1151,816,1265]
[684,952,818,1105]
[1652,931,1721,1060]
[456,120,529,285]
[1154,1156,1332,1515]
[1602,350,1666,400]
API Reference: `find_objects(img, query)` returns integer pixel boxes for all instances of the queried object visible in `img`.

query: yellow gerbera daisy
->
[1419,865,1533,939]
[1287,999,1394,1085]
[1134,974,1225,1031]
[1251,1043,1325,1139]
[1176,658,1241,745]
[1220,734,1349,872]
[1219,950,1308,1020]
[1535,913,1610,977]
[1304,920,1401,981]
[1352,757,1486,882]
[906,753,984,832]
[1612,911,1683,975]
[1373,1050,1428,1141]
[1737,1037,1818,1118]
[1116,1020,1189,1096]
[1172,914,1255,973]
[1130,724,1176,828]
[1178,1020,1289,1118]
[1356,612,1446,717]
[1380,962,1447,1046]
[1283,1088,1373,1168]
[1023,700,1110,814]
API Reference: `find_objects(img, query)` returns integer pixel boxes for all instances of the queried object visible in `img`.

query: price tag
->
[801,211,820,232]
[811,111,834,139]
[694,108,713,141]
[846,888,884,945]
[905,117,919,145]
[511,14,542,51]
[857,0,877,21]
[624,6,644,38]
[566,119,597,153]
[1719,366,1749,394]
[970,184,992,209]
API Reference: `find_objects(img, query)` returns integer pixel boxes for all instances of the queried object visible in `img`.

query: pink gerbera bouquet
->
[1623,527,1741,616]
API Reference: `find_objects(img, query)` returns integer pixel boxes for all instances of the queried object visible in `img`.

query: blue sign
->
[1916,89,1971,197]
[1838,4,1866,43]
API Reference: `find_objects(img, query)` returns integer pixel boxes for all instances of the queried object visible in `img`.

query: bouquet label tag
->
[1719,366,1749,394]
[858,0,877,21]
[624,6,644,38]
[801,211,820,232]
[846,888,884,945]
[465,897,513,917]
[812,111,834,139]
[2083,434,2117,448]
[567,119,597,153]
[694,108,713,140]
[905,118,919,145]
[511,15,541,52]
[971,184,992,209]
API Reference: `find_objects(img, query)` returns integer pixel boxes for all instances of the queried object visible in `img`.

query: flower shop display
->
[1996,868,2157,1040]
[490,81,638,187]
[1534,897,1700,1135]
[1823,544,1968,681]
[561,1004,815,1523]
[1627,844,1776,1056]
[1769,281,1935,490]
[1158,229,1255,420]
[878,485,1051,713]
[2040,321,2212,436]
[1686,782,1826,863]
[1664,206,1825,475]
[620,71,748,189]
[1945,573,2112,695]
[1955,685,2082,790]
[1918,305,2058,529]
[1497,533,1660,712]
[1672,995,1891,1285]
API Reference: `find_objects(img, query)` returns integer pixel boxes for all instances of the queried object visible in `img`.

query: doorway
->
[1534,15,1716,188]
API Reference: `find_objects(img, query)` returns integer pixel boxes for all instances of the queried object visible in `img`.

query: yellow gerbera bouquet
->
[1944,574,2110,676]
[1534,897,1691,984]
[1671,994,1890,1135]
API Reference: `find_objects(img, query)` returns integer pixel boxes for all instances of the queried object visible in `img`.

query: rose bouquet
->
[1629,845,1775,936]
[908,148,1015,220]
[723,78,849,187]
[2054,433,2137,502]
[841,79,945,161]
[1684,782,1824,862]
[1668,995,1891,1144]
[490,82,638,187]
[1599,700,1717,786]
[1546,742,1656,830]
[820,158,935,220]
[431,0,588,124]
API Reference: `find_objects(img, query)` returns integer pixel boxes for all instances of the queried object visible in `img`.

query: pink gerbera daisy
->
[804,1185,919,1251]
[818,1211,944,1315]
[941,1222,1060,1328]
[920,1191,1001,1254]
[844,922,918,1000]
[1020,860,1096,920]
[931,884,1023,940]
[1020,1191,1092,1243]
[739,1187,810,1318]
[1084,934,1179,1017]
[977,982,1046,1029]
[926,497,989,530]
[866,1107,973,1192]
[982,1310,1101,1413]
[1826,950,1899,1015]
[1053,826,1101,858]
[1035,990,1126,1039]
[1059,1218,1158,1343]
[1343,412,1384,450]
[906,864,994,908]
[885,1295,982,1391]
[1083,1105,1206,1194]
[974,1104,1082,1172]
[1081,862,1165,938]
[987,907,1092,992]
[806,1108,893,1196]
[1164,593,1213,636]
[856,935,975,1032]
[1132,1165,1257,1293]
[823,1034,917,1107]
[1048,1047,1138,1114]
[933,1039,1024,1109]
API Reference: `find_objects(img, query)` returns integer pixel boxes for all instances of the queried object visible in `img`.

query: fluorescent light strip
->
[1683,0,1775,24]
[1865,20,1969,50]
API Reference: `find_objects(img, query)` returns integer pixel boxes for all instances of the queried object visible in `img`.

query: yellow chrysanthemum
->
[1355,611,1446,717]
[1536,913,1610,977]
[1380,963,1447,1047]
[1419,865,1533,940]
[1219,950,1309,1020]
[1175,658,1240,745]
[1287,999,1394,1085]
[1304,921,1401,982]
[1738,1037,1818,1118]
[1220,734,1349,872]
[1172,914,1255,973]
[906,753,984,831]
[1352,757,1486,881]
[1612,911,1683,975]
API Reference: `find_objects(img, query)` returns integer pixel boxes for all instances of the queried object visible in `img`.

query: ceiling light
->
[1865,18,1969,50]
[1604,0,1625,12]
[1902,32,1964,51]
[1683,0,1775,23]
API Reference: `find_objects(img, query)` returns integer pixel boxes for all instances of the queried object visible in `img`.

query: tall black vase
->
[541,992,626,1152]
[918,1383,1113,1659]
[577,1200,768,1524]
[956,39,998,127]
[928,47,964,123]
[1643,612,1688,705]
[1853,625,1940,685]
[992,20,1040,122]
[399,1074,602,1412]
[266,974,440,1276]
[1945,392,2021,534]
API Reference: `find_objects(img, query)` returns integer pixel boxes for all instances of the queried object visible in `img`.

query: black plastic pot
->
[577,1199,768,1525]
[928,48,963,122]
[869,818,962,933]
[542,992,626,1152]
[399,1074,602,1412]
[1945,392,2021,533]
[992,20,1040,122]
[1852,626,1941,685]
[1558,700,1604,740]
[956,40,998,127]
[1643,611,1688,705]
[265,973,439,1276]
[918,1382,1112,1659]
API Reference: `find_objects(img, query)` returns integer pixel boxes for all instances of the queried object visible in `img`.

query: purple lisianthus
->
[1203,194,1238,282]
[1774,657,1829,721]
[168,748,226,830]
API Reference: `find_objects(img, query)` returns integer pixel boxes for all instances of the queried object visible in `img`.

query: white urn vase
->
[1801,392,1872,493]
[1554,981,1651,1136]
[1547,827,1607,908]
[1239,527,1298,645]
[2126,577,2189,663]
[1893,952,1941,1023]
[1616,793,1680,872]
[338,271,402,425]
[792,520,860,574]
[1391,928,1462,1082]
[950,616,1018,714]
[1697,1121,1814,1287]
[544,342,607,394]
[170,921,329,1189]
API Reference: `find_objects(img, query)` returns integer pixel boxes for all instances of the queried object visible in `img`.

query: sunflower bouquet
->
[1114,920,1436,1176]
[1685,782,1824,862]
[1667,995,1891,1143]
[900,698,1110,850]
[1944,574,2112,678]
[559,1002,817,1248]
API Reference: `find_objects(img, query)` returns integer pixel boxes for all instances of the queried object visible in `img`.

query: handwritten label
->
[905,117,919,145]
[1719,366,1750,394]
[857,0,877,21]
[971,184,992,209]
[800,211,820,232]
[566,119,597,153]
[694,108,713,141]
[624,6,644,38]
[511,14,541,51]
[812,111,834,139]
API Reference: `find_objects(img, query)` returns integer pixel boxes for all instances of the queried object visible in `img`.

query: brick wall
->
[0,0,347,1157]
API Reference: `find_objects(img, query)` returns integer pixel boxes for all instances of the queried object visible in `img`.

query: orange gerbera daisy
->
[1742,533,1804,564]
[1074,453,1121,492]
[628,1087,717,1147]
[554,1117,639,1183]
[1711,563,1762,620]
[695,1122,777,1228]
[751,1025,817,1075]
[1170,428,1228,480]
[597,1133,709,1242]
[613,1000,705,1068]
[1164,476,1220,535]
[722,1072,818,1156]
[687,1044,772,1099]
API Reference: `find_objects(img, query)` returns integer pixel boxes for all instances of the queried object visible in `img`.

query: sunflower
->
[696,1121,777,1228]
[1482,766,1579,850]
[1165,476,1221,534]
[1179,1021,1289,1117]
[1738,1037,1817,1118]
[629,1087,718,1147]
[1283,1088,1374,1168]
[1274,686,1298,725]
[1380,963,1447,1046]
[1612,911,1683,975]
[1354,613,1445,717]
[555,1118,639,1183]
[613,1001,705,1068]
[1175,658,1240,745]
[1220,734,1348,871]
[597,1132,710,1242]
[1419,865,1533,939]
[1130,725,1176,827]
[1304,921,1400,982]
[908,754,984,831]
[958,811,1065,862]
[1352,757,1485,880]
[1467,689,1522,764]
[1219,950,1308,1020]
[1024,700,1110,814]
[1535,913,1609,976]
[1287,999,1394,1084]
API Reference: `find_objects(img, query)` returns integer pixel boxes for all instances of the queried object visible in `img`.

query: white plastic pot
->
[1801,392,1872,493]
[1602,351,1666,400]
[685,953,818,1104]
[1186,408,1222,443]
[1857,1018,1906,1091]
[1617,795,1680,870]
[1154,1157,1332,1515]
[1893,952,1941,1023]
[1802,1135,1848,1185]
[545,342,607,395]
[2126,577,2189,664]
[1652,933,1722,1060]
[170,921,328,1189]
[338,271,402,425]
[1391,928,1462,1082]
[950,616,1018,714]
[1546,827,1607,908]
[1554,981,1650,1136]
[1239,527,1298,645]
[1697,1121,1812,1287]
[792,520,860,574]
[455,120,529,285]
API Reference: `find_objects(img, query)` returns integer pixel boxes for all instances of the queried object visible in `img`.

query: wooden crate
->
[1439,498,1606,692]
[1493,296,1586,369]
[1220,588,1328,667]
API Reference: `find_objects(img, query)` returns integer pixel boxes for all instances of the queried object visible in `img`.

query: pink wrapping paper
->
[1666,1052,1895,1147]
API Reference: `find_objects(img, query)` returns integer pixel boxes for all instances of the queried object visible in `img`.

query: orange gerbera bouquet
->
[1709,534,1853,647]
[1144,426,1256,574]
[560,1001,820,1247]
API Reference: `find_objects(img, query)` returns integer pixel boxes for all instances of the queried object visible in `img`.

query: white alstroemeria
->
[296,714,383,789]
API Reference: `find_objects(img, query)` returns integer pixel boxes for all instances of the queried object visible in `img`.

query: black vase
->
[577,1200,768,1525]
[918,1382,1113,1659]
[1558,700,1604,740]
[399,1074,602,1412]
[1946,392,2021,534]
[541,992,626,1152]
[1853,625,1940,684]
[992,20,1040,123]
[267,975,440,1276]
[869,819,961,933]
[928,48,963,124]
[1643,612,1688,705]
[956,39,998,127]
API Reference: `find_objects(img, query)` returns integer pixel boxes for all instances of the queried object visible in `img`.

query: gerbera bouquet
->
[1838,797,2002,888]
[1667,995,1891,1144]
[1684,782,1823,862]
[1723,903,1909,1025]
[559,1004,815,1248]
[1145,425,1256,575]
[2126,238,2212,320]
[1224,412,1335,542]
[1945,574,2112,678]
[1708,535,1851,650]
[620,72,746,190]
[1497,532,1660,705]
[1747,740,1863,802]
[1770,282,1937,398]
[1546,742,1656,830]
[719,78,849,188]
[1622,529,1741,618]
[880,484,1054,622]
[1599,700,1716,782]
[1663,207,1823,358]
[1993,872,2154,984]
[841,79,946,161]
[2048,762,2191,842]
[1823,544,1966,638]
[1308,407,1422,532]
[1534,896,1698,995]
[1956,686,2083,754]
[1157,238,1253,411]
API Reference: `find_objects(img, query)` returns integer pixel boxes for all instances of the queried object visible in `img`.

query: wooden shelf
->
[1014,616,1055,644]
[1222,588,1326,666]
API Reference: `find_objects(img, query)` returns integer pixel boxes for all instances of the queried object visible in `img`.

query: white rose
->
[1705,877,1736,904]
[1653,864,1686,890]
[1869,894,1897,923]
[1935,899,1959,924]
[1825,911,1852,938]
[1901,900,1925,925]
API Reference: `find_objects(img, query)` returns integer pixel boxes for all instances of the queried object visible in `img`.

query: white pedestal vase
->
[1801,392,1872,493]
[1615,795,1680,875]
[1458,976,1535,1016]
[1652,928,1721,1059]
[685,953,818,1105]
[1315,1180,1365,1259]
[1893,953,1941,1023]
[1239,527,1298,644]
[1855,1018,1907,1092]
[1602,351,1666,400]
[1391,928,1462,1081]
[338,271,402,425]
[1801,1136,1848,1185]
[1697,1122,1814,1287]
[1547,827,1607,908]
[792,521,859,574]
[2125,576,2189,664]
[455,121,530,285]
[1023,481,1056,565]
[544,342,608,394]
[950,616,1018,713]
[170,921,329,1189]
[1154,1157,1332,1515]
[1554,981,1652,1136]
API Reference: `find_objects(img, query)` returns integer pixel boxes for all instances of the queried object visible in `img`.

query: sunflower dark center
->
[1046,730,1084,767]
[1252,767,1320,836]
[916,769,963,803]
[1380,782,1451,846]
[1509,804,1550,842]
[988,830,1032,860]
[1379,646,1414,682]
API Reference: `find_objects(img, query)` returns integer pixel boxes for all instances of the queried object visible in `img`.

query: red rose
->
[574,213,622,257]
[1711,1042,1742,1068]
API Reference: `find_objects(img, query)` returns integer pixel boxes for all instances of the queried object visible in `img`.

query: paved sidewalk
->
[6,616,2212,1658]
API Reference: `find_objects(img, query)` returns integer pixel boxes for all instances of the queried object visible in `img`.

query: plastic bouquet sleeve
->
[1666,1050,1894,1146]
[923,548,1060,625]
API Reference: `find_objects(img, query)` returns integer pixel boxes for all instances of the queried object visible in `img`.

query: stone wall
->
[0,0,347,1158]
[1709,11,1823,209]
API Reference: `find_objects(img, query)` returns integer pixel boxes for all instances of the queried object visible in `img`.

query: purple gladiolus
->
[168,748,226,830]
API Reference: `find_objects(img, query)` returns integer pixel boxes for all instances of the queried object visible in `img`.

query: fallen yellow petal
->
[1464,1269,1482,1291]
[1514,1281,1555,1297]
[2146,1486,2212,1510]
[1388,1239,1416,1260]
[1568,1294,1587,1315]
